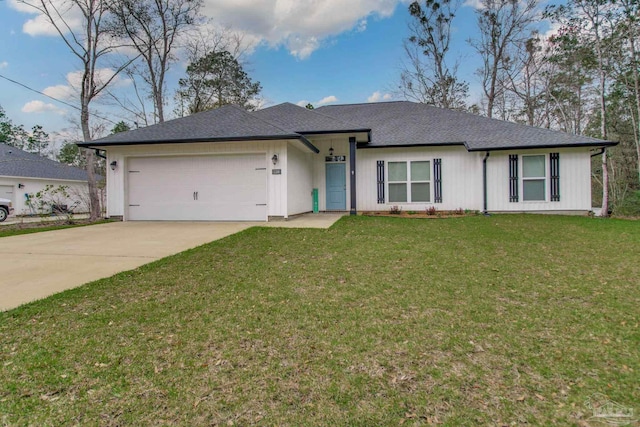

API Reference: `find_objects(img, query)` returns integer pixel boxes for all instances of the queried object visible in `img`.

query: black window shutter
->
[434,158,442,203]
[376,160,385,204]
[509,155,519,202]
[550,153,560,202]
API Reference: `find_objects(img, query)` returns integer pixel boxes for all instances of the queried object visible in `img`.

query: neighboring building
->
[0,143,92,215]
[79,101,616,221]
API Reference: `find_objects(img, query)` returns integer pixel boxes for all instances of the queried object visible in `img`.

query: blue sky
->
[0,0,536,143]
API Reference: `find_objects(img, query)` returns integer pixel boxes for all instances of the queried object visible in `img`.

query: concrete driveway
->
[0,214,344,311]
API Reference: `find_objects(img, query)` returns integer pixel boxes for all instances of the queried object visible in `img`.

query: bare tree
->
[17,0,136,220]
[546,0,617,215]
[543,28,596,134]
[399,0,468,110]
[108,0,202,124]
[503,35,549,126]
[105,66,153,127]
[617,0,640,185]
[183,24,250,65]
[470,0,539,118]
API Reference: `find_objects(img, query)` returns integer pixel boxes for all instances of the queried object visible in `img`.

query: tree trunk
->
[597,55,609,217]
[155,88,164,123]
[487,65,497,118]
[81,103,100,221]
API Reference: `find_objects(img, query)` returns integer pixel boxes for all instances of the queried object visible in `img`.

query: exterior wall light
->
[329,146,334,156]
[110,160,117,171]
[272,154,278,165]
[18,183,25,189]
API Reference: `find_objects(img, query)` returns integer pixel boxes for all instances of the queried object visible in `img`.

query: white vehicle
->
[0,197,13,222]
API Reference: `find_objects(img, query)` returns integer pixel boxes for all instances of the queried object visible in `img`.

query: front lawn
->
[1,215,638,425]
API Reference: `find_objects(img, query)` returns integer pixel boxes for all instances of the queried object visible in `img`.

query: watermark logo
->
[584,393,637,426]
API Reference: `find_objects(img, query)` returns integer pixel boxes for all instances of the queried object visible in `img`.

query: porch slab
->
[265,212,347,228]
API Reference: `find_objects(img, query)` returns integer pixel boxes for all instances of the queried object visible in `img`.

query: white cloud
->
[23,13,62,36]
[21,100,65,114]
[317,95,339,106]
[8,0,85,36]
[42,68,129,101]
[367,91,392,103]
[0,61,8,69]
[11,0,409,59]
[463,0,484,10]
[296,96,339,107]
[43,83,76,101]
[200,0,409,59]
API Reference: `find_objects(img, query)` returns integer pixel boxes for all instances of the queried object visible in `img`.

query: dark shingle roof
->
[87,104,300,146]
[0,143,89,181]
[317,101,615,151]
[83,101,614,151]
[253,102,368,134]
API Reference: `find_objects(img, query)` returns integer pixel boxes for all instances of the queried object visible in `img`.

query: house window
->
[522,155,546,201]
[388,162,407,203]
[388,161,431,203]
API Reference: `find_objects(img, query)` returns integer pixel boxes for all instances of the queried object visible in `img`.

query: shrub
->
[389,205,402,215]
[614,190,640,217]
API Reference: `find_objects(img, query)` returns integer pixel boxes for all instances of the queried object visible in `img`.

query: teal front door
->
[326,163,346,210]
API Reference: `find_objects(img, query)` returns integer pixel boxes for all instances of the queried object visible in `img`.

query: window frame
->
[387,160,432,204]
[388,161,408,203]
[521,154,547,202]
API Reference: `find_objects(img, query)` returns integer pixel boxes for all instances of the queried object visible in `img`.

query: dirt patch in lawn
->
[362,209,480,219]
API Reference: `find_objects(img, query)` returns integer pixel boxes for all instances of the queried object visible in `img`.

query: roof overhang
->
[465,140,619,152]
[301,129,372,144]
[78,134,320,154]
[357,142,465,149]
[0,174,91,183]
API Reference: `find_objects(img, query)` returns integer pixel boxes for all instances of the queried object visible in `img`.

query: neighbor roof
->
[317,101,615,151]
[0,143,90,181]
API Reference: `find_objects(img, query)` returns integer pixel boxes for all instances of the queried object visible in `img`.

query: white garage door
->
[127,154,267,221]
[0,185,14,205]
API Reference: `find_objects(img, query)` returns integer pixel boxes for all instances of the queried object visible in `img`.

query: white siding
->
[487,148,592,212]
[0,177,89,215]
[356,146,484,212]
[287,142,313,216]
[105,140,290,219]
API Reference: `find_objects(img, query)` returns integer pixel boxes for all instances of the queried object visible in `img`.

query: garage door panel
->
[0,186,14,205]
[127,154,267,221]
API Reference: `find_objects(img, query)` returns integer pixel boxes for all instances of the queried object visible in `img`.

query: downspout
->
[483,151,490,215]
[94,149,106,160]
[349,137,357,216]
[591,147,606,158]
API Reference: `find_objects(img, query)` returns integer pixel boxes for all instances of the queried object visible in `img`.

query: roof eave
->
[466,140,619,152]
[298,128,371,135]
[357,142,466,149]
[0,174,91,182]
[77,134,306,148]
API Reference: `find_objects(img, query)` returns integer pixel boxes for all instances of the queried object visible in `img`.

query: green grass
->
[1,215,638,426]
[0,219,113,238]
